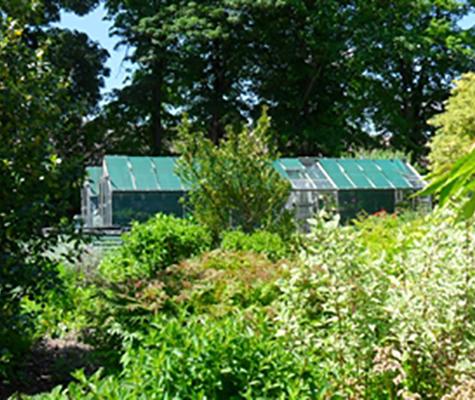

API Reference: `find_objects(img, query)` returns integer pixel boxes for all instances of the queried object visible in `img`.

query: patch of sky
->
[56,3,133,95]
[459,13,475,30]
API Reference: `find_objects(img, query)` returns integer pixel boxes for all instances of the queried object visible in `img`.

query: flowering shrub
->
[86,250,287,353]
[275,210,475,398]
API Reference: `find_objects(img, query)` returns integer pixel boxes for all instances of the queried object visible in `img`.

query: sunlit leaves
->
[420,149,475,220]
[428,73,475,174]
[421,73,475,220]
[276,210,475,397]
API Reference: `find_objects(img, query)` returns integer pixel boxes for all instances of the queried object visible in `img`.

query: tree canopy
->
[100,0,475,160]
[0,0,108,372]
[428,72,475,174]
[421,72,475,221]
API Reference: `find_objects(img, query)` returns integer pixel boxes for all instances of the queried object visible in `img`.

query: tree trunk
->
[209,41,226,144]
[151,60,164,155]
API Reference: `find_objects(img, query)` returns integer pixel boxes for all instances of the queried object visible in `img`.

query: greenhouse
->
[275,157,427,222]
[82,155,426,228]
[98,155,187,227]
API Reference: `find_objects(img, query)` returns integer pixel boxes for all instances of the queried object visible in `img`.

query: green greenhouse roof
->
[317,158,423,190]
[101,155,424,192]
[85,166,102,196]
[104,156,186,192]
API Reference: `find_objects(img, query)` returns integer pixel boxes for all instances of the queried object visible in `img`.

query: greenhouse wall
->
[337,189,396,223]
[111,191,186,226]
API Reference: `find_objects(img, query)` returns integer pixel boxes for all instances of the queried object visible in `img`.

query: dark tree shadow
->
[0,337,100,399]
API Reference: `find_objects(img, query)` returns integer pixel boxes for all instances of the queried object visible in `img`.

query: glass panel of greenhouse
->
[81,166,102,228]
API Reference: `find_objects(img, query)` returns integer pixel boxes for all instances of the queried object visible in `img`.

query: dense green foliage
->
[0,0,109,182]
[0,17,83,375]
[175,109,291,236]
[0,0,109,376]
[422,73,475,221]
[0,0,108,114]
[99,214,212,282]
[278,211,475,398]
[26,217,302,398]
[352,1,475,158]
[21,262,95,339]
[91,250,286,348]
[99,0,475,159]
[12,207,473,399]
[87,217,282,347]
[35,312,321,400]
[0,0,100,23]
[77,215,210,353]
[221,230,291,262]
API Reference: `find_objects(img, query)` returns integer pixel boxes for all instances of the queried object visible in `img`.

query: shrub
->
[276,209,475,398]
[32,312,325,400]
[24,263,96,339]
[99,214,212,282]
[87,250,287,354]
[167,250,288,313]
[83,215,211,355]
[28,209,475,400]
[221,230,291,261]
[174,108,291,237]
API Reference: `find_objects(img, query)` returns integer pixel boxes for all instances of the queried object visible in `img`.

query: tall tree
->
[102,0,181,155]
[46,28,109,112]
[169,1,256,143]
[353,0,475,160]
[102,0,475,159]
[0,0,110,161]
[247,0,369,155]
[45,28,110,162]
[0,0,108,373]
[102,0,254,153]
[0,15,90,374]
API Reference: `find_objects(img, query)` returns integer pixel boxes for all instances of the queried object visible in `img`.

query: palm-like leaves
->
[419,149,475,221]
